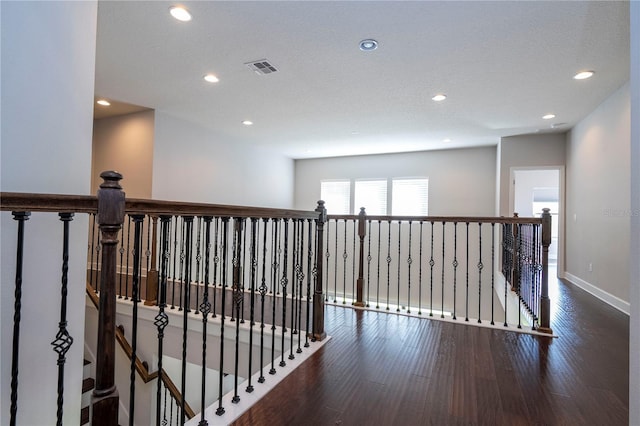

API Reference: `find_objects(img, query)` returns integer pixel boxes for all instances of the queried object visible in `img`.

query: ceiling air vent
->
[245,59,278,75]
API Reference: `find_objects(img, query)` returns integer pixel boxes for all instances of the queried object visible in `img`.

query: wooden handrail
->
[329,213,543,224]
[0,192,97,213]
[86,283,195,419]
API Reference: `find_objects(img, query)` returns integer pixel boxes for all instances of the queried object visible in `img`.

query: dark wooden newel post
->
[538,208,553,334]
[353,207,367,307]
[313,201,327,341]
[92,171,125,426]
[145,215,159,306]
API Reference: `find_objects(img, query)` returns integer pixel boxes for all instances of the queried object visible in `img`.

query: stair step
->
[80,406,89,426]
[83,359,92,380]
[82,378,95,394]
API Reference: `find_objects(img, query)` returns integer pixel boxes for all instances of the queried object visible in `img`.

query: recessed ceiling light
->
[573,70,594,80]
[432,94,447,102]
[169,6,191,22]
[242,120,253,126]
[542,114,556,120]
[96,99,110,106]
[443,138,452,143]
[359,39,378,51]
[203,74,219,83]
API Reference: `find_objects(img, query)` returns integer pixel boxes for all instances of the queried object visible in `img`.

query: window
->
[320,180,350,214]
[392,178,429,215]
[354,179,387,215]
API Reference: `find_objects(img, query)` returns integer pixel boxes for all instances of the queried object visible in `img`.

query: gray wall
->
[152,111,295,208]
[565,83,630,308]
[294,146,497,216]
[92,110,155,198]
[499,133,566,217]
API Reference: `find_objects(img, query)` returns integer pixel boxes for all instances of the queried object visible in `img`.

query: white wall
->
[294,146,496,216]
[92,110,155,198]
[0,1,97,424]
[629,3,639,423]
[565,83,631,309]
[152,112,294,209]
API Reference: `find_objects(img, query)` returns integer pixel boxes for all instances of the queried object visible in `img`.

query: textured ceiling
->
[95,1,630,159]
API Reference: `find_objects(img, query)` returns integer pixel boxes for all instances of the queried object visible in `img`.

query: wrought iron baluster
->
[452,222,458,320]
[269,220,279,376]
[517,224,522,329]
[418,221,424,315]
[232,218,244,404]
[241,220,248,323]
[324,220,330,302]
[258,218,269,383]
[127,215,145,425]
[171,216,178,309]
[197,216,212,425]
[117,225,124,297]
[212,217,220,318]
[155,216,171,426]
[351,219,356,304]
[305,219,314,347]
[53,213,75,426]
[180,216,194,424]
[178,219,186,311]
[386,220,392,311]
[366,220,372,307]
[465,222,470,322]
[296,220,305,354]
[289,220,298,360]
[440,221,445,318]
[407,221,412,313]
[503,223,509,327]
[478,223,483,323]
[376,220,381,309]
[280,219,290,367]
[194,217,202,315]
[125,216,132,300]
[334,219,339,303]
[246,218,258,393]
[429,221,434,317]
[10,211,30,426]
[216,217,229,416]
[491,222,496,325]
[397,220,402,312]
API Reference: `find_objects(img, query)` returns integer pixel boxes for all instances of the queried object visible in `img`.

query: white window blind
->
[355,179,387,215]
[320,180,350,214]
[392,178,429,215]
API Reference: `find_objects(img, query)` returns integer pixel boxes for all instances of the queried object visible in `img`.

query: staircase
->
[81,359,95,425]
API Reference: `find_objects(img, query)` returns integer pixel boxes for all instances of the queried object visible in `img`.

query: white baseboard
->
[563,272,630,315]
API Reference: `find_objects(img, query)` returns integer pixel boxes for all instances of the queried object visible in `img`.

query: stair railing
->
[323,208,552,333]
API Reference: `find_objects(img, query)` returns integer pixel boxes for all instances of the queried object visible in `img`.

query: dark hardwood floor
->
[233,273,629,425]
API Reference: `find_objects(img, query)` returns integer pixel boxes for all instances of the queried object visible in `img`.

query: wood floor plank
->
[233,274,629,425]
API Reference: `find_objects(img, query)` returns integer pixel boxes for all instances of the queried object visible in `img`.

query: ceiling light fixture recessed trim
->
[573,70,595,80]
[203,74,219,83]
[169,6,192,22]
[432,94,447,102]
[542,114,556,120]
[359,39,378,51]
[97,99,111,106]
[242,120,253,126]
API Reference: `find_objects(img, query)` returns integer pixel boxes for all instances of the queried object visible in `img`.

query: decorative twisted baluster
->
[452,222,458,320]
[246,218,258,393]
[155,216,172,426]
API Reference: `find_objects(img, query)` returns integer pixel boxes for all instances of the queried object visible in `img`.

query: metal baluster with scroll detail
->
[407,221,413,313]
[452,222,458,320]
[296,220,305,355]
[289,220,299,360]
[269,220,279,376]
[194,216,202,315]
[491,222,496,325]
[440,221,445,318]
[396,220,401,312]
[232,217,244,404]
[429,221,434,317]
[280,219,290,367]
[258,218,269,383]
[306,219,315,347]
[155,215,171,426]
[376,220,381,309]
[386,220,392,311]
[52,213,74,426]
[170,216,178,309]
[215,218,229,416]
[366,220,372,307]
[199,216,213,425]
[246,218,258,393]
[180,216,194,425]
[212,217,220,318]
[465,222,470,322]
[418,221,424,315]
[477,223,483,323]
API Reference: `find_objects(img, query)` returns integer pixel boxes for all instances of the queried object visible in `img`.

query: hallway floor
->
[233,274,629,425]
